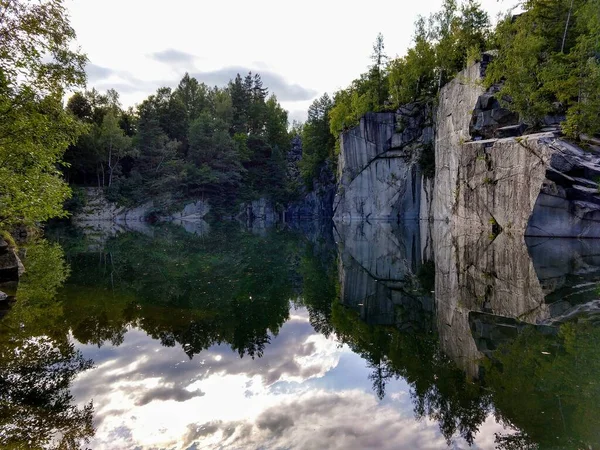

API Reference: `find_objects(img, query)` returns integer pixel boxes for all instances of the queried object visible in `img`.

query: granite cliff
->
[335,60,600,239]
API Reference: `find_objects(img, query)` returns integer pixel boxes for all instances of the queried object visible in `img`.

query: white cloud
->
[67,0,513,113]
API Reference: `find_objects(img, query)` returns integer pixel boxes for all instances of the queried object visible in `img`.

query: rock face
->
[469,90,520,140]
[433,62,600,238]
[432,63,485,223]
[0,239,24,282]
[164,200,211,221]
[0,238,23,299]
[74,188,154,224]
[526,139,600,237]
[242,197,278,223]
[74,188,211,226]
[286,163,336,220]
[334,104,433,221]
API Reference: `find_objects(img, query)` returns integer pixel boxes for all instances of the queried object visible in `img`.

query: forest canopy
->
[0,0,86,230]
[329,0,600,140]
[64,72,292,214]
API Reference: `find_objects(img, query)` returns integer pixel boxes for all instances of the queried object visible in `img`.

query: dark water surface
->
[1,220,599,449]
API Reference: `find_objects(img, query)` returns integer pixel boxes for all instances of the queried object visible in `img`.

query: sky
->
[66,0,514,123]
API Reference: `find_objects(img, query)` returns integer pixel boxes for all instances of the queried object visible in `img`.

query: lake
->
[0,219,599,449]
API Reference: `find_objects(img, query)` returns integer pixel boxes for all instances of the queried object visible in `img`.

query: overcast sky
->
[67,0,514,123]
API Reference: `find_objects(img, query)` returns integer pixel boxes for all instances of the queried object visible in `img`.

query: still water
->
[1,220,599,449]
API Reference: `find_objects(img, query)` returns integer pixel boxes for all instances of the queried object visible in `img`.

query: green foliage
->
[66,71,292,214]
[388,18,437,106]
[0,236,93,449]
[486,0,600,136]
[329,1,490,144]
[486,322,600,449]
[0,0,86,230]
[0,87,83,229]
[300,94,335,187]
[63,187,87,215]
[45,224,308,357]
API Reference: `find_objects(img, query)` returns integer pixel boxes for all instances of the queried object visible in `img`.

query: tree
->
[187,113,244,201]
[0,0,86,96]
[229,74,250,134]
[486,0,599,135]
[173,73,208,121]
[0,0,86,229]
[388,17,437,106]
[300,94,335,186]
[99,111,133,187]
[370,33,389,107]
[66,92,93,122]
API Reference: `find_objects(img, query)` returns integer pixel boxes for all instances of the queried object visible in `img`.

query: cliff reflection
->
[333,221,490,444]
[334,219,600,449]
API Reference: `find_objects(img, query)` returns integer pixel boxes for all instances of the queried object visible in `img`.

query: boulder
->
[469,93,521,139]
[0,239,22,282]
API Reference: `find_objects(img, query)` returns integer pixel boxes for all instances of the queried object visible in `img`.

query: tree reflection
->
[330,301,491,445]
[0,337,94,449]
[0,239,94,449]
[299,240,337,338]
[52,224,303,359]
[485,322,600,449]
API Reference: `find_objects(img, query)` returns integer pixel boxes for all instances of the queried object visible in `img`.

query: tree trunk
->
[107,142,113,187]
[561,0,575,53]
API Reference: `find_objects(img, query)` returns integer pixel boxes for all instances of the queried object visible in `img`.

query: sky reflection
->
[71,307,509,450]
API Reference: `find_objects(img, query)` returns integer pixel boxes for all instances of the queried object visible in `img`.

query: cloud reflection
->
[71,308,507,449]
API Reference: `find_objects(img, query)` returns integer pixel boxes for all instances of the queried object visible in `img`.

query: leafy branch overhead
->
[0,0,87,229]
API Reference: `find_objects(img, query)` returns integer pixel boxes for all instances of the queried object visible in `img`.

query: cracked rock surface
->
[334,105,433,221]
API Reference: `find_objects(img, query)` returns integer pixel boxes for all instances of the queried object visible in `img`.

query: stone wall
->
[334,104,433,221]
[433,63,485,222]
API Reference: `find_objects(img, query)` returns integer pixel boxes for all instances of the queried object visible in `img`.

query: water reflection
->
[0,239,94,449]
[335,220,600,448]
[0,220,599,448]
